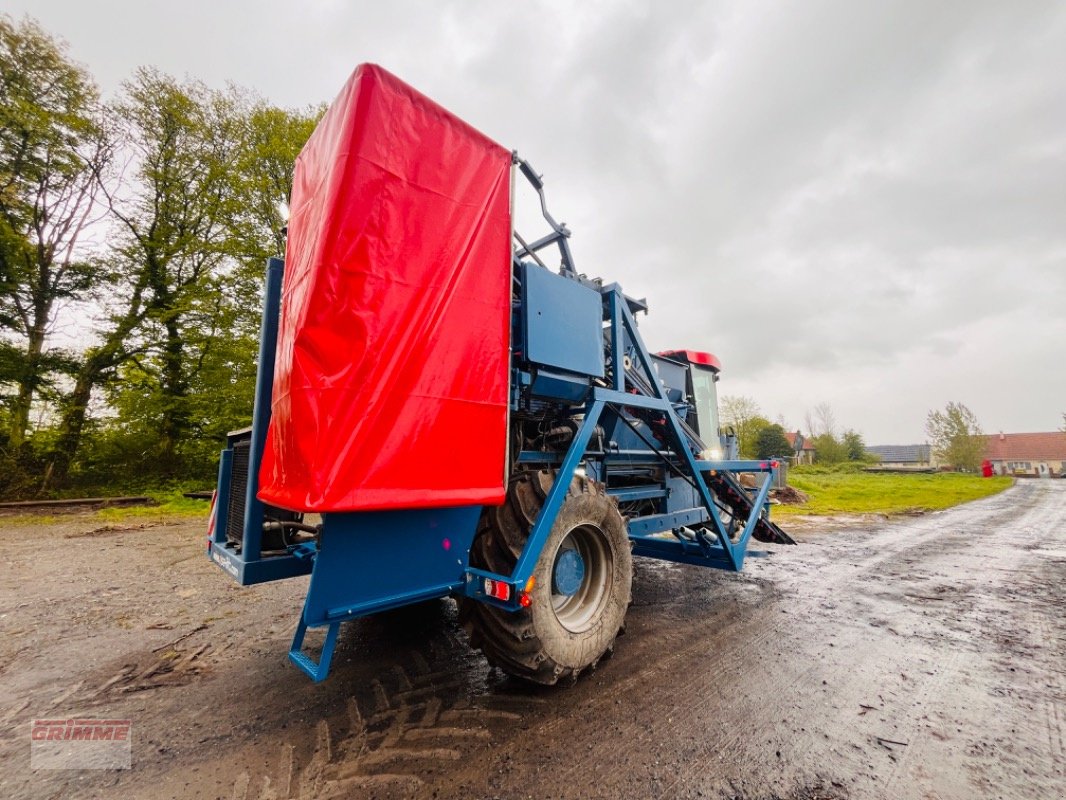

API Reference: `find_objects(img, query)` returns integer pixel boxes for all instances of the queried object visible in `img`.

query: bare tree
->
[809,402,837,437]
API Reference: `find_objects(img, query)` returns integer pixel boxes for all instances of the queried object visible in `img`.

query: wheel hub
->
[552,547,586,596]
[550,524,612,633]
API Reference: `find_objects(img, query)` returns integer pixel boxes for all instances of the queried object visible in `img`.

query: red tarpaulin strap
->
[258,64,512,512]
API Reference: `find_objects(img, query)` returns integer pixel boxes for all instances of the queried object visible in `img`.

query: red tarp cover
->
[257,64,512,512]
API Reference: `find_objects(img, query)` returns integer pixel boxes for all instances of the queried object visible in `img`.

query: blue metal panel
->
[530,369,591,403]
[208,541,313,584]
[289,506,482,681]
[630,538,733,569]
[301,506,481,626]
[651,354,687,404]
[664,476,698,513]
[522,263,604,378]
[592,387,675,411]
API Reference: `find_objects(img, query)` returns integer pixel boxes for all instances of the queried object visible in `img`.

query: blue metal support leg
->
[289,617,341,683]
[509,399,606,588]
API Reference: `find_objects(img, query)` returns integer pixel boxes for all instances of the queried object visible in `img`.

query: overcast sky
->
[13,0,1066,443]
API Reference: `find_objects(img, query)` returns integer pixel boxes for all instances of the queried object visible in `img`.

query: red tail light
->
[483,578,511,601]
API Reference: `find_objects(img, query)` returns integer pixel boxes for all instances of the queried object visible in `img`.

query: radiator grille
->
[225,439,250,545]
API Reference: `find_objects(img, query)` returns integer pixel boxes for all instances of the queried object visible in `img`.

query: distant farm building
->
[984,432,1066,477]
[865,444,933,469]
[784,432,816,465]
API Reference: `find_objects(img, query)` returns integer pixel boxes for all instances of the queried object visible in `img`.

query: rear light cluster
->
[482,578,510,601]
[482,576,535,607]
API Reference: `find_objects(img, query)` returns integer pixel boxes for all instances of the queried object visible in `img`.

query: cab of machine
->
[656,349,723,443]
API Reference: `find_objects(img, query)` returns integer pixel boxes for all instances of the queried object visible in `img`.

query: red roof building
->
[983,432,1066,477]
[784,432,816,465]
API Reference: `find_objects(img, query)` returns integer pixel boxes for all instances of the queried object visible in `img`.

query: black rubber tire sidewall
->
[527,486,632,674]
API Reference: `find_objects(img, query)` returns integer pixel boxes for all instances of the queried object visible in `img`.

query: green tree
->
[811,432,848,464]
[842,429,867,461]
[45,71,241,482]
[187,103,320,449]
[755,424,793,460]
[720,395,772,459]
[229,103,321,266]
[925,401,984,472]
[740,416,772,459]
[0,16,111,449]
[48,82,318,487]
[45,72,243,483]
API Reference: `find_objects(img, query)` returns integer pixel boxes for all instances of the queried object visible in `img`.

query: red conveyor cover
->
[258,64,512,511]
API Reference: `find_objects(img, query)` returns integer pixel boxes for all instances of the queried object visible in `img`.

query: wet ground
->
[1,480,1063,799]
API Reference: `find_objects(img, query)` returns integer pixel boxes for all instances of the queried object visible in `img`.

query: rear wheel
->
[460,470,632,685]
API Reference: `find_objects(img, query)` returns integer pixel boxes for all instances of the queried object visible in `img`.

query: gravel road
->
[1,479,1063,799]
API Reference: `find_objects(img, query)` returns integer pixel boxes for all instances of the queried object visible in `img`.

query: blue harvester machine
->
[208,65,794,686]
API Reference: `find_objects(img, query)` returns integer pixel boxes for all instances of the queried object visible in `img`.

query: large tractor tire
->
[460,470,632,685]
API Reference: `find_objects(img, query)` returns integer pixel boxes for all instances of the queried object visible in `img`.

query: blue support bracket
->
[507,399,606,588]
[289,618,341,683]
[615,295,742,569]
[736,469,776,551]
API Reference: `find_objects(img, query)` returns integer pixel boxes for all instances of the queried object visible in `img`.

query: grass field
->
[94,490,212,521]
[3,471,1015,528]
[774,465,1013,517]
[2,489,211,528]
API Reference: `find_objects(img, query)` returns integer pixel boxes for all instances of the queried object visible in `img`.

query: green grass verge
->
[774,466,1013,517]
[94,489,210,522]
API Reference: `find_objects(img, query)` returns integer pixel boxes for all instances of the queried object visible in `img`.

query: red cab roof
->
[657,349,722,371]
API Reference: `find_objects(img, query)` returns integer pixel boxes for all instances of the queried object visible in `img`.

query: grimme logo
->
[30,718,132,770]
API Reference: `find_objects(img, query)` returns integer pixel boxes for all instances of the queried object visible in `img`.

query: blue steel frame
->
[209,167,784,683]
[207,257,312,586]
[460,282,780,612]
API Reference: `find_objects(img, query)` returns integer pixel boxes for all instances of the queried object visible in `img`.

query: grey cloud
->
[13,0,1066,439]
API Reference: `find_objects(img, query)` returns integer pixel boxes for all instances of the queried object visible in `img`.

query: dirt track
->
[1,480,1063,799]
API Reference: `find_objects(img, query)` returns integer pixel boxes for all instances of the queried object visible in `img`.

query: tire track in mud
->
[227,574,786,799]
[961,484,1066,795]
[20,481,1061,800]
[420,482,1066,799]
[554,491,1024,796]
[399,572,795,799]
[230,641,546,799]
[802,481,1066,800]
